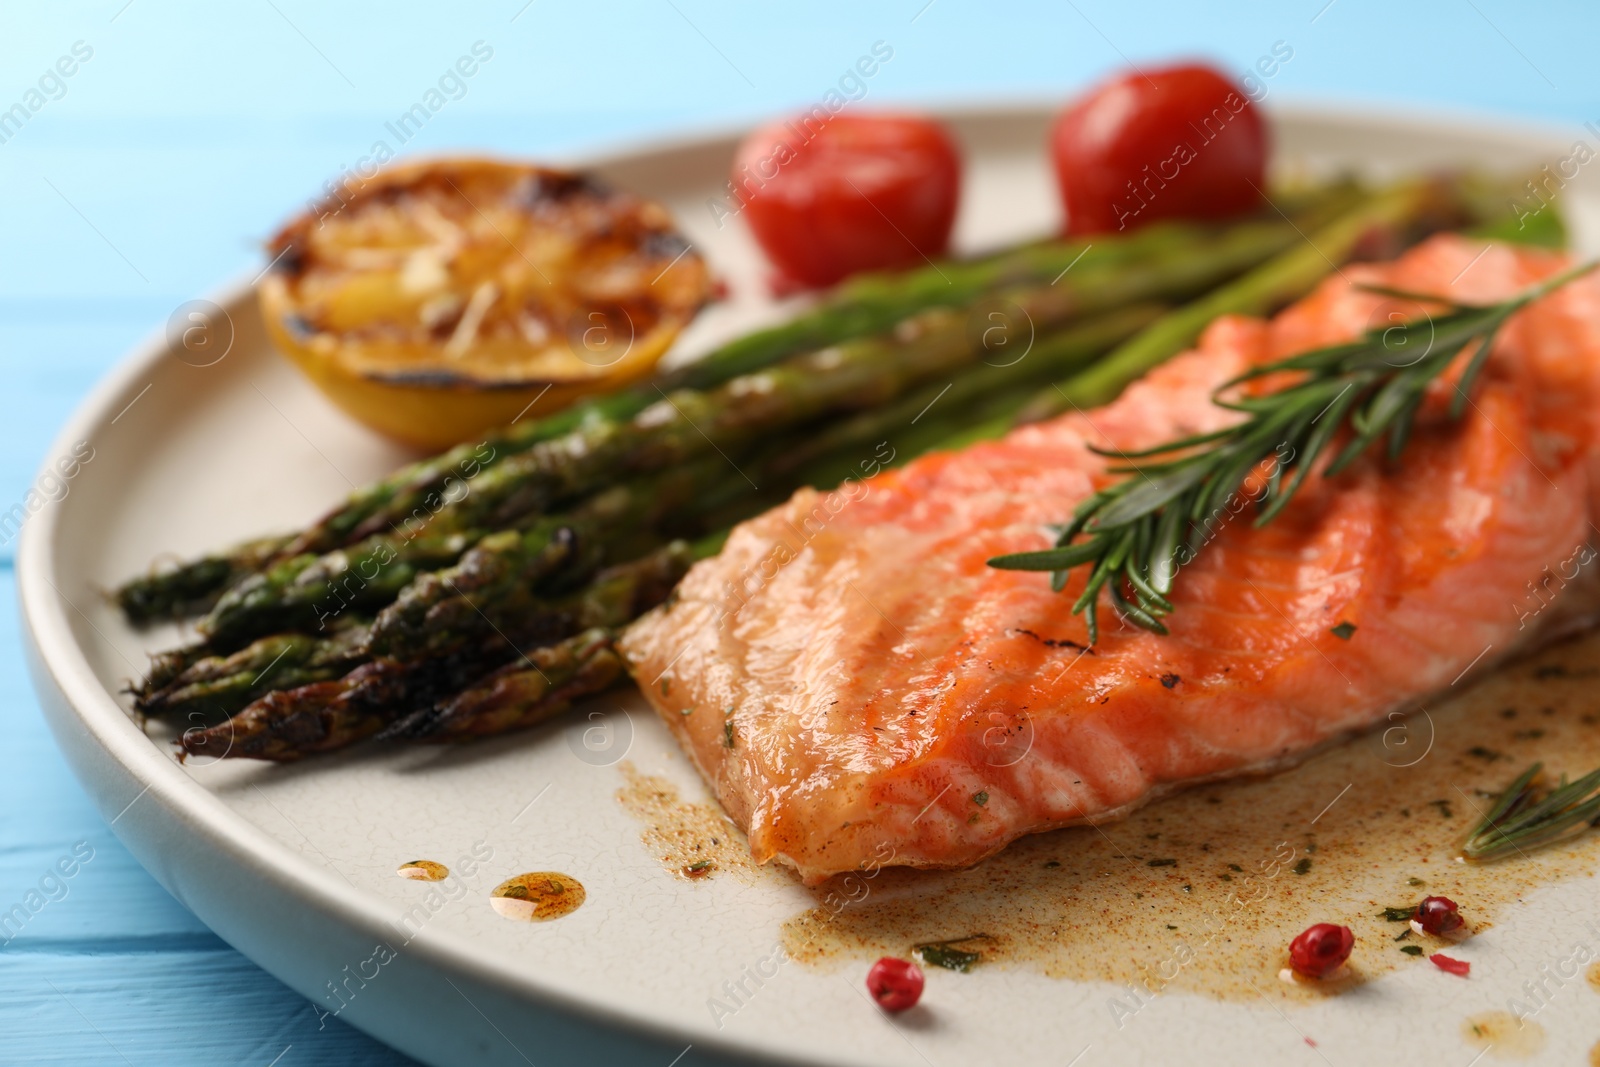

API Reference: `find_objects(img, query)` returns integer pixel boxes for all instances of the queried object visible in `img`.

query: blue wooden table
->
[4,2,1599,1063]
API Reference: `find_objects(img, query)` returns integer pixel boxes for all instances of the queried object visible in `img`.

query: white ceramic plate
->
[22,104,1600,1067]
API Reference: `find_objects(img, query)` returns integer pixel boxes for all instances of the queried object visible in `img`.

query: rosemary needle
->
[988,261,1600,644]
[1461,762,1600,862]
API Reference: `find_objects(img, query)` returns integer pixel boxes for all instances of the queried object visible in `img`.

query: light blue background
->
[3,2,1598,1063]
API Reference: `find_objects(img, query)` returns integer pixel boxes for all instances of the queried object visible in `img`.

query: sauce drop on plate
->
[615,761,754,880]
[1462,1011,1545,1059]
[397,860,449,881]
[490,872,586,922]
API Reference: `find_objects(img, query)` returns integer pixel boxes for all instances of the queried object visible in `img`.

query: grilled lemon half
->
[259,157,711,449]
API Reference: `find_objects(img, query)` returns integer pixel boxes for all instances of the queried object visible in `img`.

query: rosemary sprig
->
[1461,762,1600,862]
[988,261,1598,643]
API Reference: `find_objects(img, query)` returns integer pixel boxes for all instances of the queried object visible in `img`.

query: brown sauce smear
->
[779,632,1600,1003]
[1462,1011,1546,1059]
[615,761,757,880]
[396,860,449,882]
[490,872,586,921]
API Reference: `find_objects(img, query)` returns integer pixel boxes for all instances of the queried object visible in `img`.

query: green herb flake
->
[1330,621,1357,640]
[973,791,989,807]
[1292,857,1312,875]
[1406,877,1425,887]
[1381,906,1416,922]
[912,935,993,973]
[1227,863,1243,872]
[723,720,735,749]
[1400,945,1425,956]
[1043,860,1061,869]
[660,678,671,696]
[1147,858,1177,867]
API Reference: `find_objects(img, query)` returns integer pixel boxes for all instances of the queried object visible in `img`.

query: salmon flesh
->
[619,236,1600,884]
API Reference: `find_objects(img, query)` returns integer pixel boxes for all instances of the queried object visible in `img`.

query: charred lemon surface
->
[259,157,711,448]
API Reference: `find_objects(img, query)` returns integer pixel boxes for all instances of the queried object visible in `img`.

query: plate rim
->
[18,98,1593,1066]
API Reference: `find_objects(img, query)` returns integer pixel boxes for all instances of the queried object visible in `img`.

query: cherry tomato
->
[1051,63,1267,235]
[732,113,961,289]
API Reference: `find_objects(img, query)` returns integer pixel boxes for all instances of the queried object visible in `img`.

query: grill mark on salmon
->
[620,236,1600,885]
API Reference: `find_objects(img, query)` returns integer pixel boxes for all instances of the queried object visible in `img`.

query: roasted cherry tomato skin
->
[733,113,961,289]
[1051,63,1267,235]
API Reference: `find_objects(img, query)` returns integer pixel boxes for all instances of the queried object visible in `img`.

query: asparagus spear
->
[691,216,1232,383]
[380,532,735,744]
[138,621,370,722]
[115,534,294,626]
[755,302,1167,489]
[365,458,732,660]
[1017,176,1467,420]
[198,529,479,652]
[136,643,216,699]
[381,629,624,742]
[181,542,694,760]
[179,657,413,763]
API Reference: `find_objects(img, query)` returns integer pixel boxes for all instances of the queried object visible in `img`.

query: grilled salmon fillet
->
[620,236,1600,884]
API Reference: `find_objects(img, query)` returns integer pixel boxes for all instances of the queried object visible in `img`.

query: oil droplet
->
[1462,1012,1545,1060]
[397,860,449,881]
[490,872,585,922]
